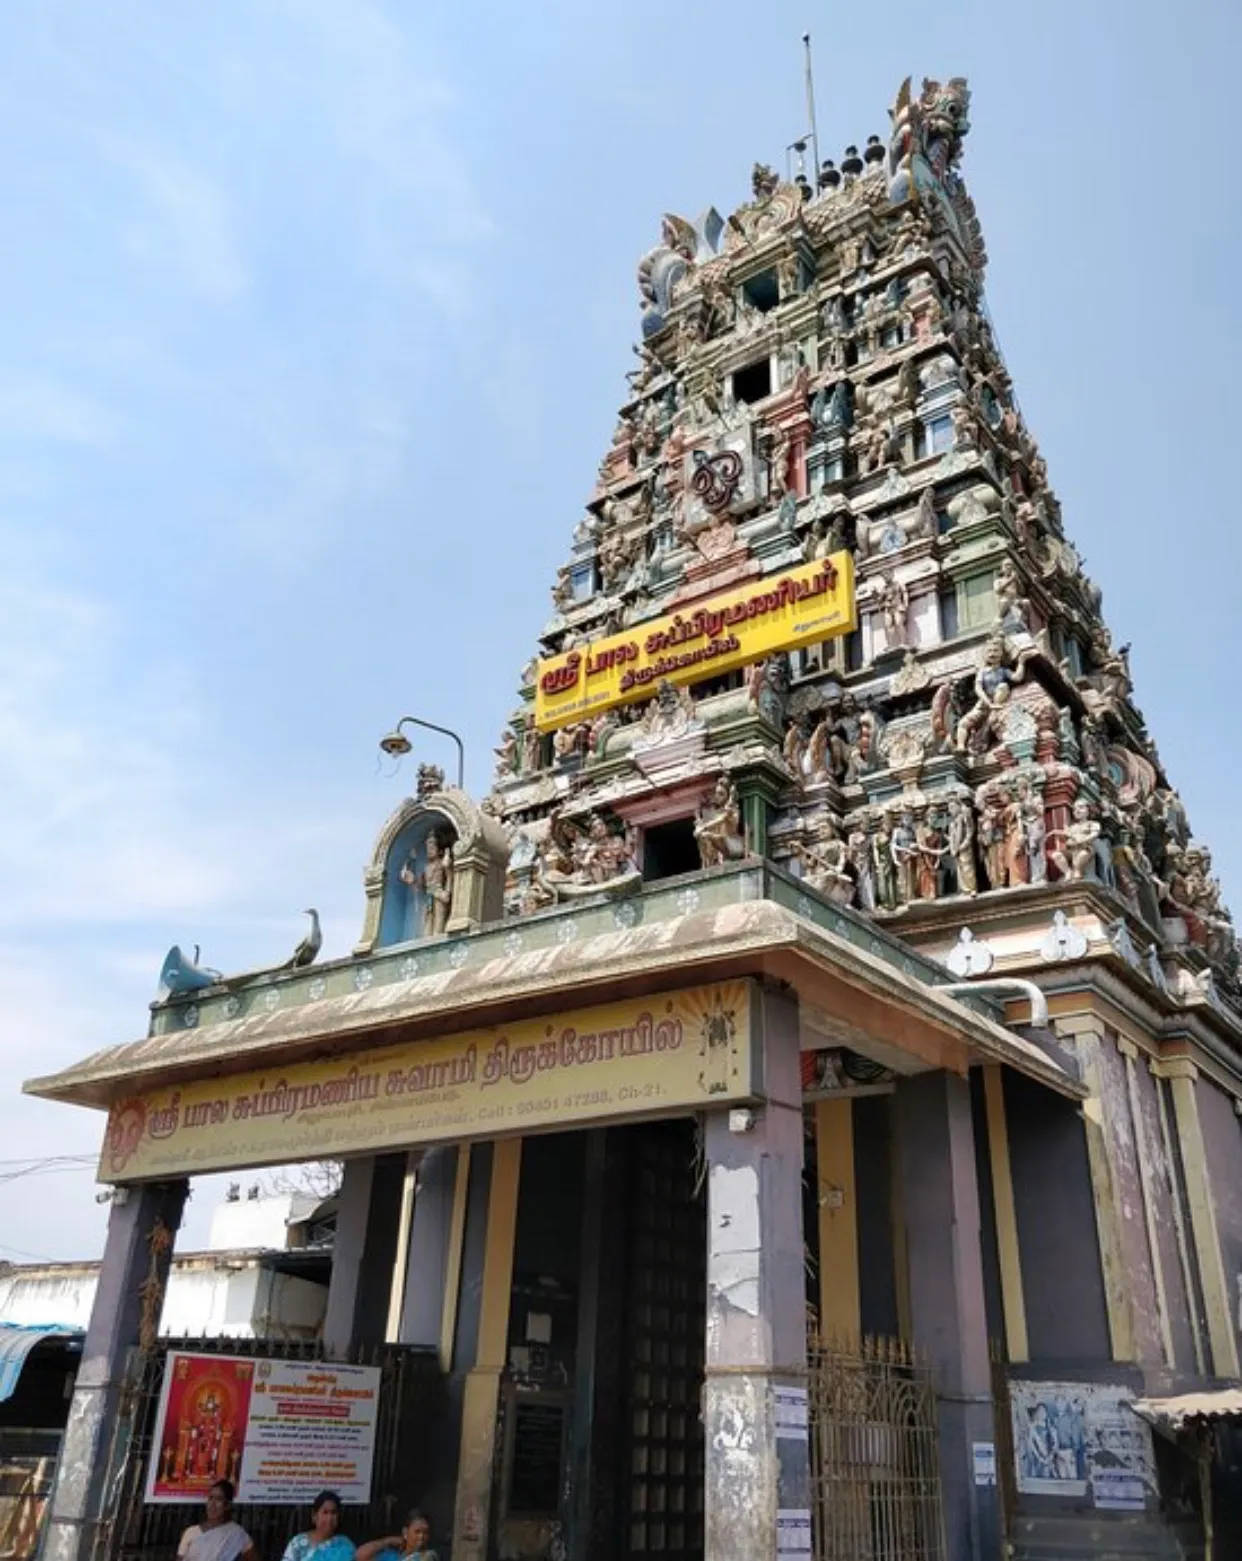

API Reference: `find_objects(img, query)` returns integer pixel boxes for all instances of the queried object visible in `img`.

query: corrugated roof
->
[1131,1391,1242,1432]
[0,1323,82,1402]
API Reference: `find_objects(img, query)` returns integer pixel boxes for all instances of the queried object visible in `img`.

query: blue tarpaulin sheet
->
[0,1324,82,1402]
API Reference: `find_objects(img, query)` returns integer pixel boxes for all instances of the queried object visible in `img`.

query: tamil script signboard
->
[145,1353,381,1506]
[101,981,758,1181]
[534,552,855,731]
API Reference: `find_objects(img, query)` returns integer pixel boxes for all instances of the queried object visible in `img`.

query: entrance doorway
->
[492,1120,707,1561]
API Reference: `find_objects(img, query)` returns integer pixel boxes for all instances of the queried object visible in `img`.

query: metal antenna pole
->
[802,33,821,188]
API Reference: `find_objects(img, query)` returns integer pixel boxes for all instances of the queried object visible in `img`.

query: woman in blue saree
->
[281,1491,355,1561]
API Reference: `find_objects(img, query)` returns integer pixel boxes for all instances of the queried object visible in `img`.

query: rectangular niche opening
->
[740,269,780,313]
[642,818,701,883]
[732,357,772,406]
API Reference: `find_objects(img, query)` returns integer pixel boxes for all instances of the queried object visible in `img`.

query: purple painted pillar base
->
[43,1178,187,1561]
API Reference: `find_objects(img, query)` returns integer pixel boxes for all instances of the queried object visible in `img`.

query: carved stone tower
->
[487,75,1237,1015]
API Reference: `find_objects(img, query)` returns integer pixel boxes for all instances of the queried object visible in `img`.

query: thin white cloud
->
[99,133,249,303]
[0,377,119,447]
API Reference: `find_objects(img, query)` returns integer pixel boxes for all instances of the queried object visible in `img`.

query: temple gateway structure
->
[27,74,1242,1561]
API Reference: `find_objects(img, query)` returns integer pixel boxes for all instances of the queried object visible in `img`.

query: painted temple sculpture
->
[485,75,1238,1007]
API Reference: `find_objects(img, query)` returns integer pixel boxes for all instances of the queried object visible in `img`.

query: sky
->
[0,0,1239,1264]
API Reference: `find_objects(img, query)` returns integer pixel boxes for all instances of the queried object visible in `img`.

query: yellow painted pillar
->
[1054,1016,1134,1362]
[982,1065,1028,1363]
[815,1098,859,1343]
[1165,1061,1240,1378]
[439,1144,473,1374]
[451,1138,522,1561]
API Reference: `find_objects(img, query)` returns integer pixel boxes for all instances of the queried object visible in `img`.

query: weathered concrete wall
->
[1130,1058,1198,1376]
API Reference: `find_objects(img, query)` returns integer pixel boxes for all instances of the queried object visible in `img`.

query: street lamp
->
[378,715,465,789]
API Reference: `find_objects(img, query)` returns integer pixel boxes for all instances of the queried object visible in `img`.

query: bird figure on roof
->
[285,908,322,969]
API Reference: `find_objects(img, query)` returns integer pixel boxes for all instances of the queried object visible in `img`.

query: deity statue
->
[639,679,697,742]
[872,816,898,910]
[848,822,876,911]
[916,815,947,900]
[800,819,854,905]
[946,797,978,896]
[890,813,919,905]
[493,728,518,781]
[829,692,867,783]
[402,831,454,937]
[695,779,745,867]
[1046,799,1101,883]
[580,813,634,883]
[955,635,1022,754]
[995,789,1029,889]
[747,654,791,728]
[767,423,793,500]
[1025,798,1048,886]
[979,796,1007,890]
[879,571,910,649]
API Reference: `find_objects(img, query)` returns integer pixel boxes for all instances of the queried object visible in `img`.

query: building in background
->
[24,74,1242,1561]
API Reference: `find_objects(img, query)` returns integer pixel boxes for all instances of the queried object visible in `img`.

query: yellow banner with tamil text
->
[98,981,758,1182]
[534,551,855,732]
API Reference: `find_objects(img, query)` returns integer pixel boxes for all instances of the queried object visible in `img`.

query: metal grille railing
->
[103,1336,425,1561]
[808,1335,946,1561]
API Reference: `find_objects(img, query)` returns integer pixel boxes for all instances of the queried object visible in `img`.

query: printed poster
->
[146,1352,381,1505]
[1009,1379,1155,1506]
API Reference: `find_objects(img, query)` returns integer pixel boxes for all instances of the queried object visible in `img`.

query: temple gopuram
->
[27,75,1242,1561]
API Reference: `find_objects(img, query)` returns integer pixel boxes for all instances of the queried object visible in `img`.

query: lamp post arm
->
[395,716,465,789]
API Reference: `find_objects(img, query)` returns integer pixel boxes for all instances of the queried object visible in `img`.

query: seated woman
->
[177,1480,258,1561]
[281,1490,355,1561]
[356,1509,437,1561]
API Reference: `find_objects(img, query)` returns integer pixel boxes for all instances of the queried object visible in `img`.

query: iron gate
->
[808,1335,946,1561]
[102,1336,426,1561]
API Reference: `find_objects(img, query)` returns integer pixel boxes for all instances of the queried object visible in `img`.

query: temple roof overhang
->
[25,864,1082,1112]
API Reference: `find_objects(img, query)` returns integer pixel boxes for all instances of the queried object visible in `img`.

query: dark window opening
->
[643,818,701,882]
[741,269,779,313]
[844,629,863,671]
[939,585,960,639]
[732,358,772,406]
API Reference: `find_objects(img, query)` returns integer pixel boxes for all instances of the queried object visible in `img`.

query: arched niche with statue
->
[355,786,510,954]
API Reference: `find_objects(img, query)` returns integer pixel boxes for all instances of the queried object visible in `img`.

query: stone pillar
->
[44,1178,187,1561]
[398,1146,460,1350]
[323,1152,406,1356]
[894,1070,998,1561]
[451,1137,521,1561]
[703,987,811,1561]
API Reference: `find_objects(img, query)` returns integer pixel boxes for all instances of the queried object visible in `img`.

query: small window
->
[741,270,780,313]
[844,629,863,671]
[925,413,953,454]
[648,521,675,556]
[1064,636,1084,678]
[570,561,595,601]
[957,571,996,631]
[642,819,702,882]
[822,456,844,487]
[938,585,959,639]
[732,358,772,405]
[880,323,903,349]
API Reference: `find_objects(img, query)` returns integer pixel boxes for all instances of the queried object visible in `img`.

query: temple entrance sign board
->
[534,552,855,730]
[100,981,758,1181]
